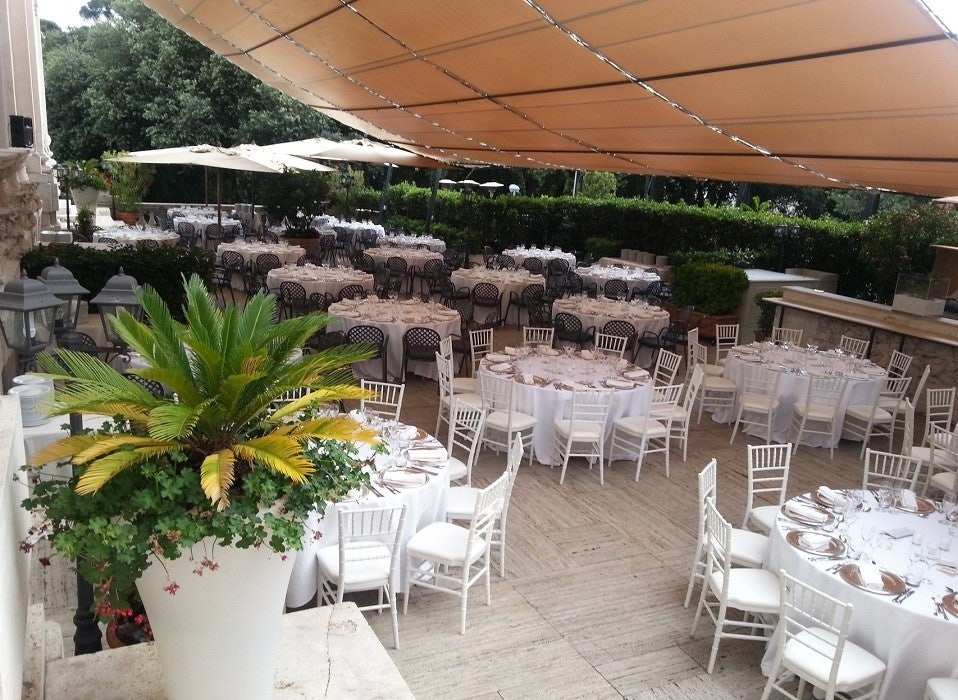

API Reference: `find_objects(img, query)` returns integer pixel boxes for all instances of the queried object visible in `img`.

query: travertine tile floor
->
[33,325,875,699]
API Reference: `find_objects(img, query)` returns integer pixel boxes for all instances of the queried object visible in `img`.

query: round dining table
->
[576,265,660,296]
[450,268,545,321]
[285,418,451,607]
[552,296,671,337]
[266,263,374,299]
[476,346,653,465]
[502,246,576,267]
[366,246,443,271]
[764,489,958,700]
[713,343,886,447]
[217,241,306,267]
[327,297,460,381]
[380,234,446,252]
[92,229,180,247]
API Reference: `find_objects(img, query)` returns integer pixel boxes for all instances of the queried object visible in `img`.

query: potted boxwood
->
[102,151,154,225]
[65,159,107,209]
[669,261,749,340]
[21,276,375,699]
[281,210,323,256]
[754,290,783,341]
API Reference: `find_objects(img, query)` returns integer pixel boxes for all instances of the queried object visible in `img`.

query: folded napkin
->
[562,381,590,391]
[489,362,513,372]
[504,346,518,355]
[522,372,535,384]
[539,347,560,356]
[396,425,419,441]
[606,378,634,389]
[857,563,885,590]
[799,533,832,552]
[580,350,595,360]
[407,447,447,463]
[786,502,828,524]
[625,370,650,381]
[818,486,848,506]
[899,489,918,509]
[382,469,427,487]
[616,359,629,370]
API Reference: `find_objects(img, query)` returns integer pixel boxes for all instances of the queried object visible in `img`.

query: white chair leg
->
[390,589,400,649]
[460,586,469,635]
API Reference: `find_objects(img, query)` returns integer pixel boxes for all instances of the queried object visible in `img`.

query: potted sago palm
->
[21,275,375,699]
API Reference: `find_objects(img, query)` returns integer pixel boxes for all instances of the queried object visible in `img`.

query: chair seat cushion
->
[447,456,469,481]
[450,392,483,409]
[783,627,886,690]
[708,568,780,613]
[703,376,737,392]
[487,410,537,432]
[796,403,837,420]
[703,364,724,376]
[555,419,605,441]
[446,486,479,520]
[749,505,779,533]
[612,416,668,438]
[317,542,391,587]
[741,394,777,412]
[927,677,958,700]
[406,521,485,566]
[730,528,770,567]
[845,404,892,422]
[929,470,958,494]
[452,377,477,393]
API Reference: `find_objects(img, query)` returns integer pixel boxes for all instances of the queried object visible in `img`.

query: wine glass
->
[941,492,957,524]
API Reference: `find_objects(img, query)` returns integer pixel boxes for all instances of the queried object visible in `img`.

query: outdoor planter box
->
[662,302,738,342]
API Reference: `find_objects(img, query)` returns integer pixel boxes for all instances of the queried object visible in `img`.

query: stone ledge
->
[44,603,413,699]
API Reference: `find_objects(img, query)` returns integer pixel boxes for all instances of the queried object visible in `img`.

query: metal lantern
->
[0,271,65,371]
[89,267,142,348]
[39,258,89,336]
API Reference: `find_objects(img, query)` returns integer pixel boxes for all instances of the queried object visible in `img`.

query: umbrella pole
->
[379,164,393,224]
[204,167,209,205]
[425,168,441,235]
[217,169,223,229]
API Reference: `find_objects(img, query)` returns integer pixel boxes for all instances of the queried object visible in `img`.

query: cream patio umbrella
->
[262,138,448,168]
[108,144,335,228]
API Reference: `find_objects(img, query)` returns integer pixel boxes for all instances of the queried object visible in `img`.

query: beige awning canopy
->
[140,0,958,195]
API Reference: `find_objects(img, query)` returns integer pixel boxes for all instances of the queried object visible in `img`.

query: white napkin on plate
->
[490,362,513,372]
[857,563,885,590]
[522,372,535,384]
[504,346,518,355]
[616,359,629,370]
[382,469,426,487]
[407,447,447,463]
[799,533,832,552]
[786,502,828,523]
[899,489,918,509]
[563,381,590,391]
[818,486,847,506]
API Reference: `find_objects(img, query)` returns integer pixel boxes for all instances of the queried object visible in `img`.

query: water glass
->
[924,541,941,566]
[906,562,927,587]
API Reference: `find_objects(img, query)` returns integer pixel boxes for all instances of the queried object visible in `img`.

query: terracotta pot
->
[105,621,124,649]
[282,236,319,256]
[116,211,138,226]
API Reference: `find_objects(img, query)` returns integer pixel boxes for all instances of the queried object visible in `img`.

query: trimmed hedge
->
[21,244,215,318]
[673,263,749,315]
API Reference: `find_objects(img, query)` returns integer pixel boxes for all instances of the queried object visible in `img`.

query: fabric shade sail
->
[140,0,958,195]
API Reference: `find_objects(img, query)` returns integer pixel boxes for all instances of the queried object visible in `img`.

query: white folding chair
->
[924,425,958,498]
[691,499,780,674]
[316,504,406,649]
[790,376,848,459]
[689,353,737,423]
[771,327,803,345]
[838,334,869,358]
[843,375,910,458]
[899,399,953,497]
[479,372,536,465]
[610,383,682,480]
[713,323,739,366]
[653,348,683,387]
[404,472,510,634]
[359,379,405,420]
[761,571,886,700]
[435,352,481,438]
[862,448,923,491]
[469,327,494,376]
[688,335,724,378]
[666,366,702,462]
[593,332,627,359]
[523,326,554,348]
[926,678,958,700]
[446,435,523,577]
[743,443,792,533]
[886,349,913,378]
[445,396,487,485]
[924,387,956,446]
[684,459,771,608]
[441,335,476,394]
[555,389,613,484]
[730,364,781,444]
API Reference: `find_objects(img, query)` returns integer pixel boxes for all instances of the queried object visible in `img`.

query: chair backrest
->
[603,278,629,300]
[346,325,385,358]
[803,375,847,409]
[403,326,441,358]
[901,398,916,454]
[771,327,803,345]
[255,253,281,274]
[714,323,739,362]
[568,388,613,426]
[279,281,308,312]
[876,375,911,416]
[468,472,511,547]
[862,448,923,490]
[336,504,406,581]
[594,332,627,358]
[436,352,455,400]
[520,284,545,307]
[553,312,583,339]
[703,498,733,594]
[653,348,682,386]
[359,379,405,420]
[386,256,407,274]
[838,334,869,358]
[683,364,706,412]
[439,334,454,362]
[469,327,494,372]
[887,349,913,378]
[746,444,792,515]
[740,363,780,400]
[472,282,501,306]
[500,434,525,523]
[521,257,543,275]
[774,570,855,695]
[220,250,245,270]
[925,387,956,441]
[650,382,683,422]
[697,458,718,538]
[338,284,367,301]
[911,364,931,405]
[479,371,516,418]
[523,326,554,347]
[446,397,487,474]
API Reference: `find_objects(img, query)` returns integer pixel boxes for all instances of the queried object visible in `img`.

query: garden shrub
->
[585,237,622,260]
[672,262,749,316]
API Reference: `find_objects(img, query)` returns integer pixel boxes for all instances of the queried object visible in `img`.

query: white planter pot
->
[71,187,102,209]
[136,539,296,699]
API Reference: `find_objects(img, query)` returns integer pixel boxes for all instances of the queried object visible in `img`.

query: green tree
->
[580,171,617,199]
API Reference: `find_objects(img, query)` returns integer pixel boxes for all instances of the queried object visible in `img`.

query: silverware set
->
[932,595,950,620]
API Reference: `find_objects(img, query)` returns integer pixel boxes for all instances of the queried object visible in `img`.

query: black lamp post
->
[0,272,65,373]
[39,259,89,341]
[340,169,356,220]
[55,164,72,231]
[89,268,141,349]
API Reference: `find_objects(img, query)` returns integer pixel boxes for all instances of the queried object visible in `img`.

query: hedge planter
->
[663,302,738,343]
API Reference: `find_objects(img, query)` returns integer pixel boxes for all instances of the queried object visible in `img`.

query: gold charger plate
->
[943,592,958,617]
[894,496,936,515]
[781,502,836,527]
[786,530,845,558]
[838,564,906,596]
[516,375,547,386]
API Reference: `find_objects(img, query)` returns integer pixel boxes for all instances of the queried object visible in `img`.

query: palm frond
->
[146,403,204,441]
[30,434,104,468]
[267,385,370,423]
[232,436,315,483]
[199,449,237,510]
[75,445,179,495]
[279,416,379,445]
[70,435,179,464]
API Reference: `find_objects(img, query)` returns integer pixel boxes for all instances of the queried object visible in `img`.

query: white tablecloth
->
[266,264,374,298]
[552,297,670,337]
[92,230,180,247]
[366,247,443,271]
[38,230,73,244]
[576,265,660,296]
[380,234,446,252]
[285,423,450,607]
[217,242,306,266]
[713,344,886,447]
[477,347,652,465]
[311,217,384,237]
[764,492,958,700]
[450,268,545,320]
[328,298,461,380]
[503,247,576,267]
